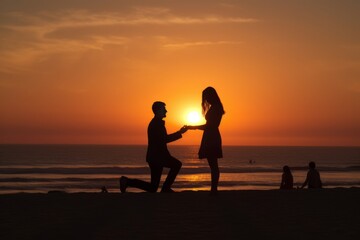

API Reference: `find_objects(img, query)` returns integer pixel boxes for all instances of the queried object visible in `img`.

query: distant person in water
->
[280,165,293,189]
[300,161,322,189]
[186,87,225,194]
[101,186,108,193]
[119,101,187,193]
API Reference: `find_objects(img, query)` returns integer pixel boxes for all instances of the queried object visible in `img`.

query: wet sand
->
[0,188,359,239]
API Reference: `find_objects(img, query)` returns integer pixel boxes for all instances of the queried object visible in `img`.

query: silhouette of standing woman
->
[187,87,225,194]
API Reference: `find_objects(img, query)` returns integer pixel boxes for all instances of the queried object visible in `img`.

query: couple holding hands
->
[120,86,225,194]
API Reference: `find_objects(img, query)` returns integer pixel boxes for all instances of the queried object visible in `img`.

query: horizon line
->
[0,143,359,147]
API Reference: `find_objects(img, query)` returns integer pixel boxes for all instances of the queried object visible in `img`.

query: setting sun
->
[186,111,202,125]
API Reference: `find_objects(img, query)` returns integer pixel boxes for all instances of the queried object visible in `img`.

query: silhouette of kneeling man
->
[120,101,187,193]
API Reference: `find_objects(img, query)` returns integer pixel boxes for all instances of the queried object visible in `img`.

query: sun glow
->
[186,111,202,124]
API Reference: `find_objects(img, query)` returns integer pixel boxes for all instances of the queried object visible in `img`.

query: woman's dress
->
[198,105,223,159]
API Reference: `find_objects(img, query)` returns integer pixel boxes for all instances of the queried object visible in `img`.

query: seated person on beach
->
[300,161,322,189]
[280,165,293,189]
[119,101,187,193]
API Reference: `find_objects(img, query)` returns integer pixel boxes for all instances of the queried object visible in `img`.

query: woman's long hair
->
[202,86,225,115]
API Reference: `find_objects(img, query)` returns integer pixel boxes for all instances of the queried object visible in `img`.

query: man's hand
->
[179,125,188,134]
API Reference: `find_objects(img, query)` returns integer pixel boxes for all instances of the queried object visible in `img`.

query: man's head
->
[152,101,167,119]
[309,161,316,169]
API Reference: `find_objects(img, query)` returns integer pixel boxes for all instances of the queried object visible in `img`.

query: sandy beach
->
[1,188,359,240]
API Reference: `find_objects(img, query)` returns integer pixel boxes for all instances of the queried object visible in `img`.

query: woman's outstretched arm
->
[186,124,206,130]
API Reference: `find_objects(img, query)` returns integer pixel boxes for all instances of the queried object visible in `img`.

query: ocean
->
[0,145,359,194]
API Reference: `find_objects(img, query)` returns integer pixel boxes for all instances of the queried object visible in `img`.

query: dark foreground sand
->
[1,188,359,240]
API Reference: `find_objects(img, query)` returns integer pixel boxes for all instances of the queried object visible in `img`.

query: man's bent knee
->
[176,161,182,169]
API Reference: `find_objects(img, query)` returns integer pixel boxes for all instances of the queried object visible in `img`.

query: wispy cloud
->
[0,35,129,74]
[0,8,258,73]
[163,41,243,49]
[4,9,258,32]
[341,44,360,52]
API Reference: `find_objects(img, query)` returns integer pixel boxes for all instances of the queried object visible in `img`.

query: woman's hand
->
[186,125,197,130]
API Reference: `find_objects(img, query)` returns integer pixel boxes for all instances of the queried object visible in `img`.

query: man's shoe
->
[161,188,175,193]
[119,176,128,193]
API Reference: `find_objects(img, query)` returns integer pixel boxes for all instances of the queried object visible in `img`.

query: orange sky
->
[0,0,359,146]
